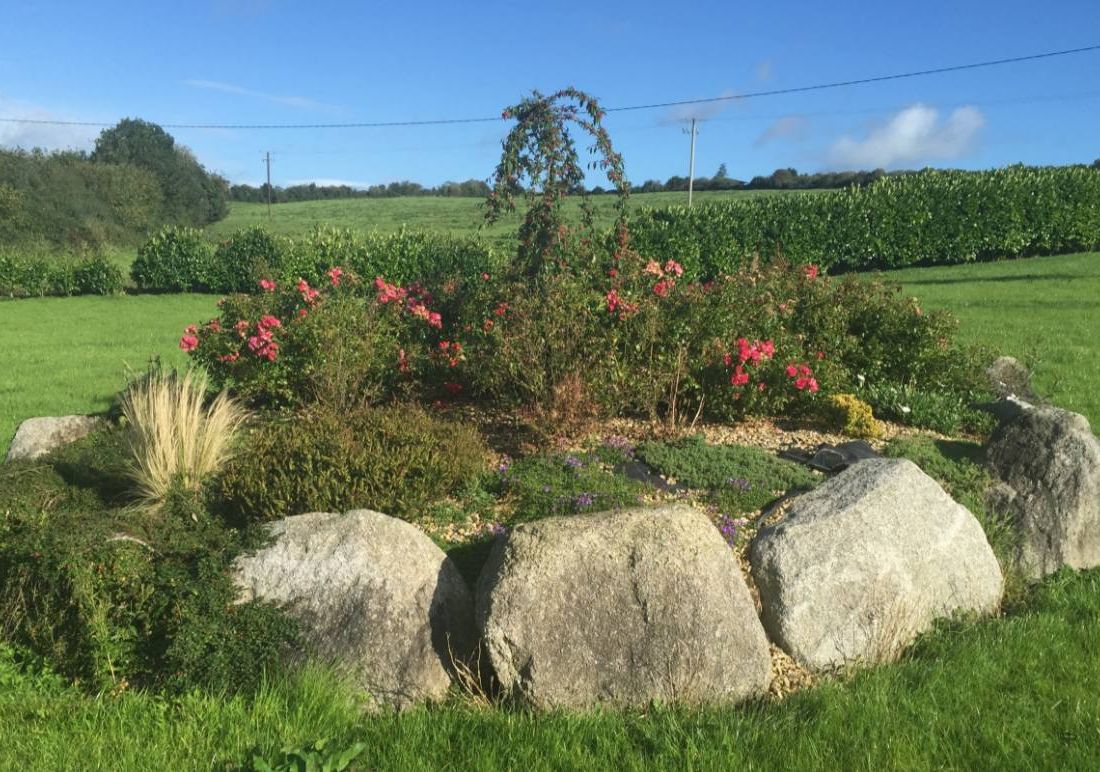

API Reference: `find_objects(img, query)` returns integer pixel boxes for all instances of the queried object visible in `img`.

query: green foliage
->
[823,393,883,439]
[635,434,816,512]
[249,737,367,772]
[302,225,505,286]
[0,148,164,249]
[487,88,629,277]
[0,252,124,297]
[216,403,489,524]
[630,165,1100,273]
[131,226,215,291]
[0,431,297,694]
[495,450,649,523]
[188,278,405,409]
[210,227,308,294]
[91,118,228,228]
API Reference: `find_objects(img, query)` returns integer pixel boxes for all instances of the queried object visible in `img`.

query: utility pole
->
[684,119,699,207]
[264,151,272,219]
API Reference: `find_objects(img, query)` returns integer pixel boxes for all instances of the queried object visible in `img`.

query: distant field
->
[208,188,803,240]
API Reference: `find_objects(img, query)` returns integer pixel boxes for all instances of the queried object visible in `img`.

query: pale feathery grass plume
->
[120,369,248,505]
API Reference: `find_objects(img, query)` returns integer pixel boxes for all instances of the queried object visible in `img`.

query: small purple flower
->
[563,455,584,470]
[574,492,596,509]
[496,457,511,475]
[484,523,509,538]
[603,435,636,457]
[716,514,749,547]
[726,477,752,492]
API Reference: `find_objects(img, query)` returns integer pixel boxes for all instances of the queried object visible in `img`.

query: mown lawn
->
[879,251,1100,427]
[2,568,1097,770]
[0,294,218,457]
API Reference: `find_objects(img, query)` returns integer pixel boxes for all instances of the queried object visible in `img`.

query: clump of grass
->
[119,369,247,505]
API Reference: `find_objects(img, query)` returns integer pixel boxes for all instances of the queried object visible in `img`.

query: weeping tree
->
[485,87,630,278]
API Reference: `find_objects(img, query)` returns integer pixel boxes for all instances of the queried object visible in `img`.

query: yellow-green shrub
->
[825,393,884,439]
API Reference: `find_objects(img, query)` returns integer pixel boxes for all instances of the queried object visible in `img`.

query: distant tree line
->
[628,163,892,194]
[229,178,492,203]
[0,118,229,249]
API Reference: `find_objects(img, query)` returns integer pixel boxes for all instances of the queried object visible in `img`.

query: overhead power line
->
[1,43,1098,130]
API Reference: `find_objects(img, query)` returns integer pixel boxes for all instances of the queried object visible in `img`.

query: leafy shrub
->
[131,226,215,291]
[216,402,489,523]
[493,450,649,523]
[629,165,1100,274]
[118,368,248,505]
[0,431,296,694]
[824,393,883,439]
[209,226,309,293]
[0,252,124,297]
[636,434,816,511]
[186,273,411,409]
[859,381,992,435]
[73,254,125,295]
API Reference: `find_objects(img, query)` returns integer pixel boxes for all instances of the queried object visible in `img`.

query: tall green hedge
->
[131,225,505,293]
[628,166,1100,274]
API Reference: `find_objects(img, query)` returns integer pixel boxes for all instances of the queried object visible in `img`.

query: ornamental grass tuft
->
[119,368,248,505]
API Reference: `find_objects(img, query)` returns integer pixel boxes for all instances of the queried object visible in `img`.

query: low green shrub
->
[0,431,297,694]
[131,226,215,291]
[187,274,408,409]
[216,402,489,523]
[494,450,649,523]
[635,434,817,512]
[824,393,883,439]
[0,253,123,297]
[209,226,310,294]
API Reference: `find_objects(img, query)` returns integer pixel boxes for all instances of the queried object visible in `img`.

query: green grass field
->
[207,189,798,240]
[877,251,1100,426]
[0,294,218,456]
[2,567,1097,770]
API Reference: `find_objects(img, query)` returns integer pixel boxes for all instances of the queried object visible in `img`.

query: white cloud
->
[0,96,100,151]
[756,114,809,146]
[827,104,984,168]
[183,79,341,113]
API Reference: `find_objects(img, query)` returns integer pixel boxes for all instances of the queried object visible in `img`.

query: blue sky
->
[2,0,1099,188]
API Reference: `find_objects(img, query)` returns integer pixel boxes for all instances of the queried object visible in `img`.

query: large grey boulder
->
[985,406,1100,579]
[233,509,474,709]
[750,458,1003,672]
[6,415,101,461]
[476,504,772,710]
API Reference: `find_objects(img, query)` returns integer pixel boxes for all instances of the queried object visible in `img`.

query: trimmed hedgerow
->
[629,166,1100,275]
